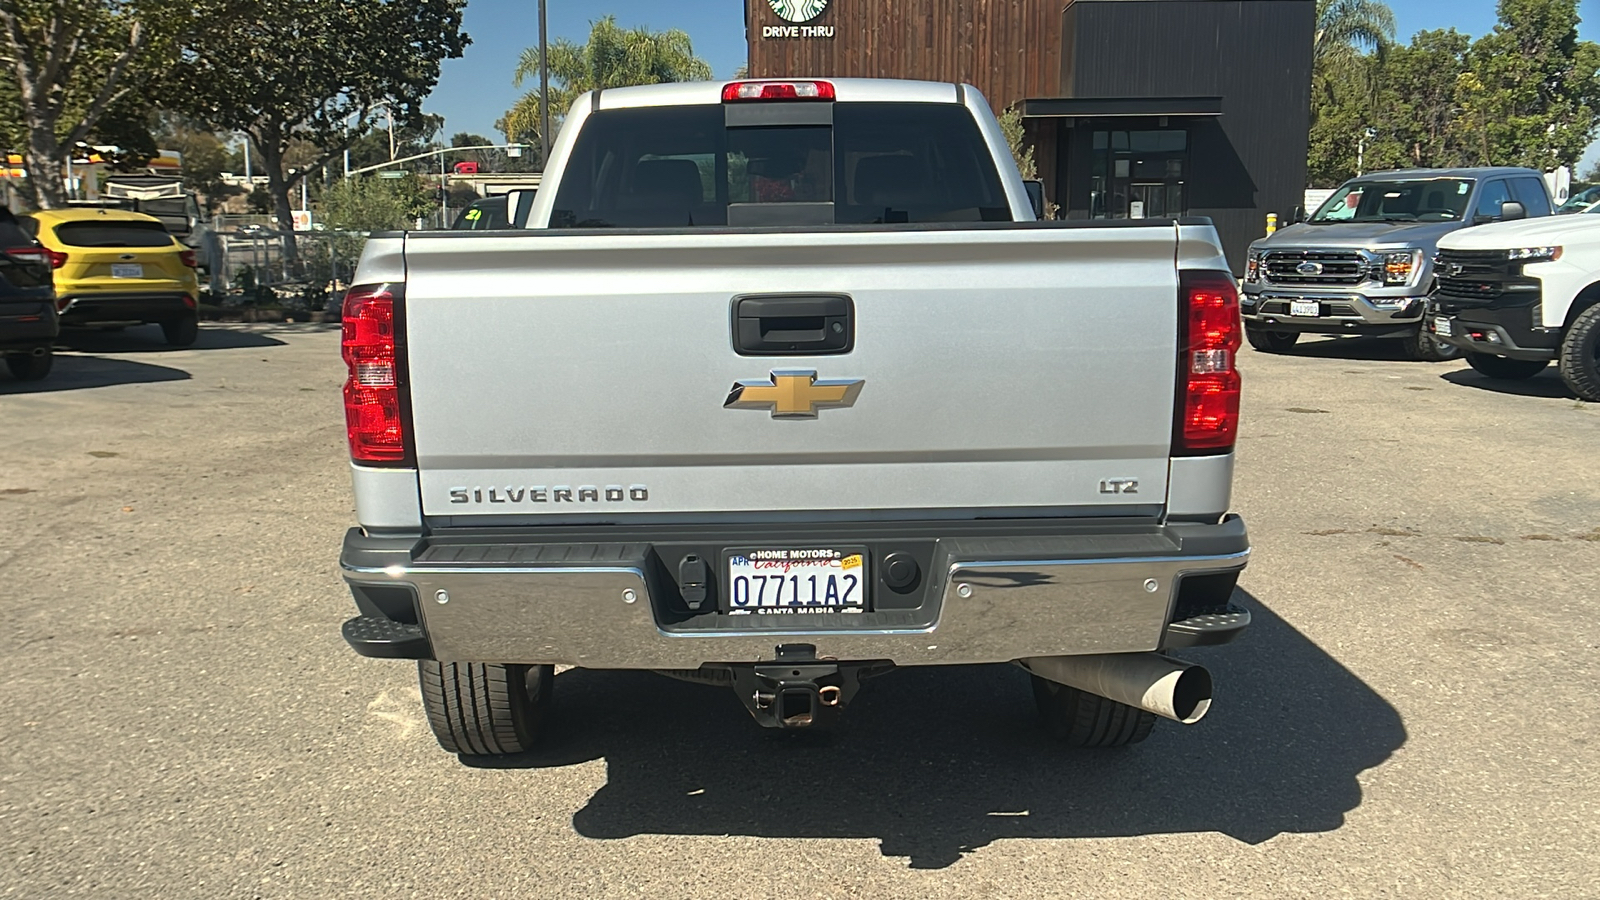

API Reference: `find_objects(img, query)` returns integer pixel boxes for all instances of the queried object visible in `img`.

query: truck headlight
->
[1507,246,1561,262]
[1245,250,1262,283]
[1381,249,1422,286]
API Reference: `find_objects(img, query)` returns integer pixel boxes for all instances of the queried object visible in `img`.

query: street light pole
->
[539,0,551,169]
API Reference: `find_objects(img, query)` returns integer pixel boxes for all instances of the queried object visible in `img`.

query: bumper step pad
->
[342,616,431,659]
[1163,603,1251,649]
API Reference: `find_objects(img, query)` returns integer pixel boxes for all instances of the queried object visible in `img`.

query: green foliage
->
[318,175,431,233]
[997,106,1036,180]
[154,116,231,202]
[1315,0,1396,61]
[501,15,712,147]
[1308,0,1600,186]
[0,0,217,207]
[168,0,468,264]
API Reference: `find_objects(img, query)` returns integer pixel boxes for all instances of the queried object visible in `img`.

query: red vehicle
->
[451,161,479,175]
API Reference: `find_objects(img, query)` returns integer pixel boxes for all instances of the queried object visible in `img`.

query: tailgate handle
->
[733,294,854,356]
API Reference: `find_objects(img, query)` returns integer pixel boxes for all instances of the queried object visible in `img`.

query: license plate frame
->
[725,547,869,615]
[1289,300,1320,318]
[110,263,143,279]
[1434,315,1453,337]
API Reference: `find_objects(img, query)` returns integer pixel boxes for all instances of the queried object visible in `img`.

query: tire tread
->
[418,661,550,756]
[1558,304,1600,402]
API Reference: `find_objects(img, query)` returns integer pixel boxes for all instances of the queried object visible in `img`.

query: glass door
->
[1089,128,1188,219]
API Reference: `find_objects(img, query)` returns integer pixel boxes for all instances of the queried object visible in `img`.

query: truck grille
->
[1433,249,1513,302]
[1262,250,1367,286]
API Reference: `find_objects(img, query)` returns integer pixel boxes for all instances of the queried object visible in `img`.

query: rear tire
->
[1030,674,1156,748]
[1465,352,1548,381]
[161,313,199,347]
[4,350,52,382]
[1402,326,1459,361]
[1557,304,1600,402]
[419,661,553,756]
[1245,327,1299,353]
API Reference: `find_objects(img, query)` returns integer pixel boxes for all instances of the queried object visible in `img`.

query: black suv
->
[0,205,57,381]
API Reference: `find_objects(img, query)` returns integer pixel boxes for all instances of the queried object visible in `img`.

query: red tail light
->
[178,249,198,268]
[722,80,836,102]
[1175,270,1242,455]
[8,247,67,268]
[342,284,412,464]
[4,248,50,266]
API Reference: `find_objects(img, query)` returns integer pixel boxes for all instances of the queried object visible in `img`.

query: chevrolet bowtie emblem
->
[724,369,865,419]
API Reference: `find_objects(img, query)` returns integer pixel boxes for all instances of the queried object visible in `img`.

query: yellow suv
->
[20,207,201,346]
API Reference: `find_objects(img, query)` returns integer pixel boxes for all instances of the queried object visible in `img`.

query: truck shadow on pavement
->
[0,353,190,393]
[1438,368,1576,399]
[469,593,1406,869]
[55,323,298,353]
[1260,336,1414,361]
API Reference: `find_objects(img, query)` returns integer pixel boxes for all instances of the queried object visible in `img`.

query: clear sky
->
[426,0,1600,158]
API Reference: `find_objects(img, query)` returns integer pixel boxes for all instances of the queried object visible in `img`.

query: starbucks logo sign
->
[768,0,829,24]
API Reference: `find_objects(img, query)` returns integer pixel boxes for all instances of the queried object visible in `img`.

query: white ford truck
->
[1429,207,1600,400]
[337,78,1252,756]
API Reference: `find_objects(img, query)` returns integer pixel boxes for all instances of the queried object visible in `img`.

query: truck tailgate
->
[402,224,1180,520]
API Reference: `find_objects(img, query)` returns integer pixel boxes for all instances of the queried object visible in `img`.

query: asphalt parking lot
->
[2,324,1597,898]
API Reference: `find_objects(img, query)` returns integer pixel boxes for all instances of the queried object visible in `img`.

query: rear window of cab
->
[49,220,176,248]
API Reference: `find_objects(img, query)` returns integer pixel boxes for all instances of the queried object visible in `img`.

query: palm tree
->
[1310,0,1397,132]
[1314,0,1397,62]
[501,16,713,147]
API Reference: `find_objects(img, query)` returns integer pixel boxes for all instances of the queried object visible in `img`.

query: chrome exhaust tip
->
[1019,653,1213,724]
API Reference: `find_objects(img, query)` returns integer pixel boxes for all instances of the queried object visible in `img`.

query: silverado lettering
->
[448,485,649,504]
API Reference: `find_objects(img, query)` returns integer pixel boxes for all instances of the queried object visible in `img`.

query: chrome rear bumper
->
[340,520,1250,668]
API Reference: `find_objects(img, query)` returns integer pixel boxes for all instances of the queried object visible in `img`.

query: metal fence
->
[204,212,463,294]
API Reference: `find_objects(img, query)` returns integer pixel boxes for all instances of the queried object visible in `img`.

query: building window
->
[1089,128,1188,219]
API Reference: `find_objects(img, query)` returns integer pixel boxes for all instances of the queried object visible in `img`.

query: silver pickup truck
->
[337,78,1251,756]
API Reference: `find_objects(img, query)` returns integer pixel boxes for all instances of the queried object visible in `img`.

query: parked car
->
[449,192,535,230]
[1242,167,1553,360]
[1428,204,1600,401]
[1555,184,1600,214]
[0,205,57,381]
[18,208,202,346]
[338,78,1252,756]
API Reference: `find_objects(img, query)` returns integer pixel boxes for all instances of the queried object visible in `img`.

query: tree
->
[1459,0,1600,169]
[169,0,468,269]
[154,115,232,204]
[1306,0,1600,184]
[500,15,711,149]
[0,0,209,208]
[1314,0,1396,62]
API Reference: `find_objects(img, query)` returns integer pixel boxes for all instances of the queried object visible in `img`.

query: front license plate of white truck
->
[1290,300,1320,317]
[727,549,867,614]
[1434,316,1453,337]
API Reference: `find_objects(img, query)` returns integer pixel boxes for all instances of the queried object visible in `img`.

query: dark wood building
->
[746,0,1315,271]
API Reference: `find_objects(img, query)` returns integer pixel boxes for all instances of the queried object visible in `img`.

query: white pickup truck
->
[1429,207,1600,400]
[336,78,1252,756]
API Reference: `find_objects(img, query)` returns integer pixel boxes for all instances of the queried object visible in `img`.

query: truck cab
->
[1242,167,1552,360]
[1429,206,1600,400]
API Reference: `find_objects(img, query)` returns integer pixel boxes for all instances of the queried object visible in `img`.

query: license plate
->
[110,263,143,278]
[1434,316,1453,337]
[727,548,867,614]
[1290,300,1320,317]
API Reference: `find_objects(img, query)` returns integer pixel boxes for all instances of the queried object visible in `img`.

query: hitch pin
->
[818,685,842,707]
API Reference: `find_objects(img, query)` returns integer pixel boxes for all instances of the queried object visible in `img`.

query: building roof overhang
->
[1019,96,1224,118]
